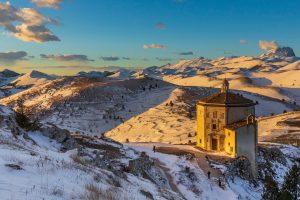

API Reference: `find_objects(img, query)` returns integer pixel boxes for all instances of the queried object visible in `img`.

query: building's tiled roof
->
[198,92,255,106]
[224,120,255,130]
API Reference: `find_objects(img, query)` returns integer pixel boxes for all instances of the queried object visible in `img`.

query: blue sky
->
[0,0,299,75]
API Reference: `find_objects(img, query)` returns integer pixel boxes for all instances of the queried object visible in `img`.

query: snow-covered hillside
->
[0,77,175,135]
[0,104,299,200]
[0,105,186,199]
[105,86,296,144]
[258,111,300,145]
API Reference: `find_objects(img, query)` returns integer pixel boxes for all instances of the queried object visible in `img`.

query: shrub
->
[261,176,279,200]
[140,190,154,200]
[80,183,124,200]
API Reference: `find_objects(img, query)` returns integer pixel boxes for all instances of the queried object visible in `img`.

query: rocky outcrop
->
[40,125,77,150]
[127,152,169,187]
[274,47,296,57]
[226,156,255,184]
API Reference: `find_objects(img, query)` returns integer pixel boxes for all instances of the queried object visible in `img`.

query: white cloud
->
[143,44,166,49]
[259,40,279,50]
[31,0,63,9]
[0,2,60,42]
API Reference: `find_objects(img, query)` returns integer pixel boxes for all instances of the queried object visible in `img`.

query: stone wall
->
[235,123,257,177]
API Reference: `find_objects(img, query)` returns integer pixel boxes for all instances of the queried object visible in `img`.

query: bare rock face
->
[40,125,77,150]
[274,47,296,57]
[260,46,296,58]
[256,146,287,182]
[128,152,153,174]
[127,152,169,187]
[259,146,286,165]
[227,156,255,183]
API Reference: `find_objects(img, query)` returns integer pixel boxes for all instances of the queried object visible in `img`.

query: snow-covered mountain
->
[142,47,300,106]
[0,69,20,78]
[260,46,296,58]
[10,70,57,88]
[108,69,136,80]
[0,69,20,86]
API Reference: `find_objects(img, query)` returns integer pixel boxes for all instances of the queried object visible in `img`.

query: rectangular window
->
[228,142,230,146]
[230,147,233,152]
[221,113,224,119]
[200,139,202,143]
[213,111,217,118]
[206,124,211,129]
[228,132,230,136]
[206,112,210,118]
[212,124,217,130]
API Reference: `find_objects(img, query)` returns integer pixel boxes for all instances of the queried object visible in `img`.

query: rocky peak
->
[274,47,295,57]
[261,47,296,58]
[0,69,20,78]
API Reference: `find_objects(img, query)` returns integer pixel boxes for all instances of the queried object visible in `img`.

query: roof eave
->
[197,102,256,107]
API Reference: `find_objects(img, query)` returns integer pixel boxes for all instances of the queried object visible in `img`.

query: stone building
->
[196,79,257,175]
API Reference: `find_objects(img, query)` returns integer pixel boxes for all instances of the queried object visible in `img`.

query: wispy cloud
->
[155,22,166,30]
[40,54,93,62]
[240,39,248,44]
[0,51,28,64]
[259,40,279,50]
[31,0,63,9]
[27,65,124,72]
[143,44,166,49]
[0,2,60,42]
[174,51,193,55]
[156,57,172,61]
[100,56,120,61]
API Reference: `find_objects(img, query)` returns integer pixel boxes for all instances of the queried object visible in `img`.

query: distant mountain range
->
[0,46,299,102]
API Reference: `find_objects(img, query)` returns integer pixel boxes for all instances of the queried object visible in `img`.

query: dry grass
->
[70,153,89,166]
[140,190,154,200]
[79,183,128,200]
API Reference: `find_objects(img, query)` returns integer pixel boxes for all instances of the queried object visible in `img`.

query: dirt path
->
[156,147,226,181]
[155,159,187,200]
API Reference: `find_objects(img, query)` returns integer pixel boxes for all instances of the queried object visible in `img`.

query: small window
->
[221,113,224,119]
[228,142,230,146]
[206,124,210,129]
[230,147,233,152]
[206,112,210,118]
[200,139,202,143]
[228,132,230,136]
[212,124,217,130]
[213,111,217,118]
